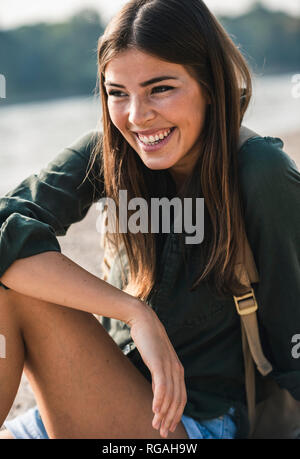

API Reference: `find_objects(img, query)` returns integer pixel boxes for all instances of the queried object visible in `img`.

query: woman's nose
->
[127,97,155,126]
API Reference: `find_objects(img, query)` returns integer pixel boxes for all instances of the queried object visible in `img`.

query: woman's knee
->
[0,285,18,317]
[0,288,87,340]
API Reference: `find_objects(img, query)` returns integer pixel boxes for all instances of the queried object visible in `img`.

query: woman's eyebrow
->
[105,76,179,88]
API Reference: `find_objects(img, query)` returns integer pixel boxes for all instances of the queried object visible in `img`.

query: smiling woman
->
[1,0,300,442]
[96,0,252,302]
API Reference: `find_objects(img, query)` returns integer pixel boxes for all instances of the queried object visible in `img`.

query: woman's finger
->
[159,370,180,436]
[160,360,185,436]
[151,361,172,431]
[170,365,187,432]
[151,363,168,416]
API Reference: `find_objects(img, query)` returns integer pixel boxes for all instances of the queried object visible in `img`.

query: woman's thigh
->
[8,289,188,439]
[4,406,238,440]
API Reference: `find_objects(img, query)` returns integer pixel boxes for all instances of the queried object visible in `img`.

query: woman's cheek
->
[157,93,182,112]
[108,108,124,130]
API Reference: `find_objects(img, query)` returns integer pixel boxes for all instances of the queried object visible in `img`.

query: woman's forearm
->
[0,251,143,324]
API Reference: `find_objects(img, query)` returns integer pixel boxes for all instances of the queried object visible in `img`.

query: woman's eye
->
[108,90,127,97]
[108,86,174,98]
[152,85,174,94]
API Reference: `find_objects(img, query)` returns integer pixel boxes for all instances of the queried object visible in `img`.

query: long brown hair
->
[91,0,253,301]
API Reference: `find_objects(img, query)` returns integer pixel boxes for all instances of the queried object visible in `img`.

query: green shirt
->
[1,130,300,438]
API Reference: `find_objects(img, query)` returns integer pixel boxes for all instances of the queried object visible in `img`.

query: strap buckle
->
[233,288,258,316]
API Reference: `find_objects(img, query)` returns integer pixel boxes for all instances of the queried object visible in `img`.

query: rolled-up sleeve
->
[0,131,103,286]
[239,137,300,400]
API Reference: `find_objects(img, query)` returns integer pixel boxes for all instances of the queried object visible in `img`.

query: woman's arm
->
[0,250,143,324]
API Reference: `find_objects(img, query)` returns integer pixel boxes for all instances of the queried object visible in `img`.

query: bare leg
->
[0,287,189,439]
[0,288,25,427]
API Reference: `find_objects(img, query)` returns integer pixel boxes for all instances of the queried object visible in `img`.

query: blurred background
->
[0,0,299,430]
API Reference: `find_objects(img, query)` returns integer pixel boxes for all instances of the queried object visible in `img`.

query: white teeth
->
[138,128,172,145]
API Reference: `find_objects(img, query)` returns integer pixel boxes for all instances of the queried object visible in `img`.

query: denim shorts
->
[4,406,237,439]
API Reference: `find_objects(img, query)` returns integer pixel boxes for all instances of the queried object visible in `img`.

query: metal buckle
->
[233,288,258,316]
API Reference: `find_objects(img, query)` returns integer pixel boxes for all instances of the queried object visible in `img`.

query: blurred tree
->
[219,2,300,75]
[0,4,299,105]
[0,8,104,104]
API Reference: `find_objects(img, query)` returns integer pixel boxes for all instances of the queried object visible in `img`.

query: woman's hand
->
[126,304,187,438]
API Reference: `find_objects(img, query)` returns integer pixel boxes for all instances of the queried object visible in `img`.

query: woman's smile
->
[135,126,177,152]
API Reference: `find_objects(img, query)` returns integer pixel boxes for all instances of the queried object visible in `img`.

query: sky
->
[0,0,299,30]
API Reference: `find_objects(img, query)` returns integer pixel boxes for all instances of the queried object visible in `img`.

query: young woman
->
[0,0,299,439]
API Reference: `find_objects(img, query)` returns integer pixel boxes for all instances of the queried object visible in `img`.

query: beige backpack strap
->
[241,323,257,429]
[235,126,272,433]
[234,258,273,377]
[234,232,273,434]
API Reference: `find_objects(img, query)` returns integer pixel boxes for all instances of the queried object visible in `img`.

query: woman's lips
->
[135,127,176,152]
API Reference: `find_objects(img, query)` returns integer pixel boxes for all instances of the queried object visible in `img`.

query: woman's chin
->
[141,156,176,171]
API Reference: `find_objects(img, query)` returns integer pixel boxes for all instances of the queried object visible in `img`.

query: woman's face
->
[104,48,209,188]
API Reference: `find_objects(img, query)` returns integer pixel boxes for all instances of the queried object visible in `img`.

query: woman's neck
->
[168,140,203,194]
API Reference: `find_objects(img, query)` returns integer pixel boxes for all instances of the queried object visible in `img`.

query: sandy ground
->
[1,129,299,432]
